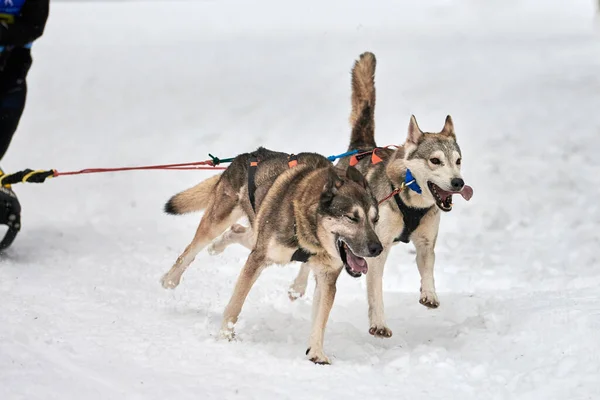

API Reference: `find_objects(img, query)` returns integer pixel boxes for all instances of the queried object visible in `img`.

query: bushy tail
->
[164,174,220,215]
[348,52,377,150]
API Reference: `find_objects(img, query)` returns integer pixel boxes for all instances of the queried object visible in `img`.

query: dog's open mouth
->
[427,182,473,212]
[338,240,368,278]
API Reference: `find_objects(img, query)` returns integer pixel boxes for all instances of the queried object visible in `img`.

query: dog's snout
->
[451,178,464,191]
[368,242,383,257]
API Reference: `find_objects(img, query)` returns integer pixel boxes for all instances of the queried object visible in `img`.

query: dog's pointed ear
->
[321,169,343,207]
[346,165,368,189]
[441,115,456,139]
[407,115,423,144]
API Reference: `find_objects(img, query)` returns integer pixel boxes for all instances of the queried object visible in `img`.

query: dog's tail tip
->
[353,52,376,81]
[357,51,376,66]
[164,197,180,215]
[163,174,221,216]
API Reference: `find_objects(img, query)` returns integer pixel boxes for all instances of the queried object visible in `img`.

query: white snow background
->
[1,0,600,399]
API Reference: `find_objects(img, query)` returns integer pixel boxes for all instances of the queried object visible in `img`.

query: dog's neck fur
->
[292,200,324,255]
[291,169,337,264]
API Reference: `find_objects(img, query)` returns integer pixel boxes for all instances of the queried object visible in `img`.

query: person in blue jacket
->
[0,0,49,251]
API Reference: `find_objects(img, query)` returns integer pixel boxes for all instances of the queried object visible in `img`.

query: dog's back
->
[164,147,331,217]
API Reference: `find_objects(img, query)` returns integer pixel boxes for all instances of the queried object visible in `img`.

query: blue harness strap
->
[404,169,422,194]
[327,149,358,162]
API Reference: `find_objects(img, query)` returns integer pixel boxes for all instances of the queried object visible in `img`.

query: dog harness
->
[352,148,430,244]
[348,148,384,167]
[391,183,431,243]
[246,154,314,263]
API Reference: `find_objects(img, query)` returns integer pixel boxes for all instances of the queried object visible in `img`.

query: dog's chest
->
[377,201,432,245]
[377,206,405,244]
[266,240,298,265]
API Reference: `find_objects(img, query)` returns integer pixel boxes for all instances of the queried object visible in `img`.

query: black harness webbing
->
[247,156,259,212]
[290,248,313,263]
[391,185,432,243]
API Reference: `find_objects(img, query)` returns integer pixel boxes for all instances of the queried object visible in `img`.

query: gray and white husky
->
[288,51,474,337]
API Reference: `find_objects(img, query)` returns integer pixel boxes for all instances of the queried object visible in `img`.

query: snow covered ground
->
[2,0,600,398]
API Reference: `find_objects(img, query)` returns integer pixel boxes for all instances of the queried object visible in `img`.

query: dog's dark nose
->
[451,178,464,191]
[368,242,383,257]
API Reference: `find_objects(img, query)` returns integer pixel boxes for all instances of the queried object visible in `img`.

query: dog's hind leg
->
[220,249,268,339]
[207,224,254,256]
[306,266,342,365]
[288,263,311,301]
[160,193,242,289]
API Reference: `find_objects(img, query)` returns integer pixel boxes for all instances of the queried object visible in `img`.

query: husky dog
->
[161,148,382,363]
[288,52,474,337]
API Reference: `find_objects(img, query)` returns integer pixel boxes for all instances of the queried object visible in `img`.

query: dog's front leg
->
[220,249,267,339]
[288,263,311,301]
[306,267,341,365]
[366,247,393,338]
[413,234,439,308]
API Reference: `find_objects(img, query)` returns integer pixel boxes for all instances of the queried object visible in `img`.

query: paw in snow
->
[160,273,181,289]
[219,325,236,341]
[306,347,331,365]
[288,284,306,302]
[219,330,236,341]
[419,289,440,308]
[369,325,393,338]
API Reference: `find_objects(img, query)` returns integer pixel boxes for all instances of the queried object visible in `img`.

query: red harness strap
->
[287,154,299,168]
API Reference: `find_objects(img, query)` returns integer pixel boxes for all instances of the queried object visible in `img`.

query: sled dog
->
[288,52,474,337]
[161,148,382,363]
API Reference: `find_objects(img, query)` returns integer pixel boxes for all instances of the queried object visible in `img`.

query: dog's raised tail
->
[164,174,220,215]
[349,51,377,151]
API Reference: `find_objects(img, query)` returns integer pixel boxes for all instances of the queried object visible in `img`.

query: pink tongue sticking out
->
[345,248,368,274]
[460,185,474,201]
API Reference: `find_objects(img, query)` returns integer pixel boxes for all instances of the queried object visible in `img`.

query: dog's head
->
[318,166,382,278]
[387,115,473,212]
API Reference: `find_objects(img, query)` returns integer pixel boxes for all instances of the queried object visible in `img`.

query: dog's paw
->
[306,347,331,365]
[288,285,306,302]
[160,273,181,289]
[219,323,236,341]
[369,325,393,338]
[419,289,440,308]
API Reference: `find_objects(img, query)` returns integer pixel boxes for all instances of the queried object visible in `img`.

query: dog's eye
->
[456,158,461,165]
[430,158,441,165]
[373,215,379,224]
[345,215,359,223]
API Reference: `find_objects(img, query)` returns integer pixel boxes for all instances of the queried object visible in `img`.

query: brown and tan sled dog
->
[161,148,383,364]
